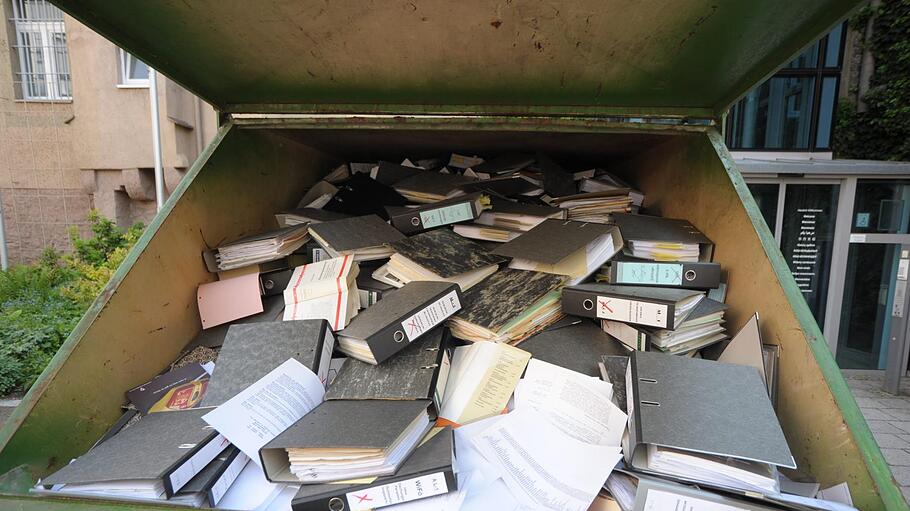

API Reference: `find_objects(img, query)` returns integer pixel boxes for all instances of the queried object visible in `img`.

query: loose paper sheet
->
[217,460,286,511]
[203,358,325,466]
[515,359,626,446]
[469,409,622,511]
[439,342,530,425]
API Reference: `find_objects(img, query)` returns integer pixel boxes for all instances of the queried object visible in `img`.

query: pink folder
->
[197,272,264,329]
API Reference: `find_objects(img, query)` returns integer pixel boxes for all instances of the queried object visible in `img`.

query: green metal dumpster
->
[1,1,902,510]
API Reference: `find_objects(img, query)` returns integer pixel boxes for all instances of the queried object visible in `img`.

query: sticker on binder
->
[400,290,462,342]
[596,296,668,328]
[419,203,474,229]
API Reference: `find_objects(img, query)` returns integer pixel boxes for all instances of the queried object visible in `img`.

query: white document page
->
[218,460,287,511]
[642,489,749,511]
[439,342,530,425]
[203,358,325,466]
[515,359,626,446]
[469,409,622,511]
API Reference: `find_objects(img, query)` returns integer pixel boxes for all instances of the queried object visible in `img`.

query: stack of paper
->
[215,225,310,271]
[628,240,701,262]
[648,298,727,354]
[645,445,779,494]
[282,256,360,331]
[548,191,634,224]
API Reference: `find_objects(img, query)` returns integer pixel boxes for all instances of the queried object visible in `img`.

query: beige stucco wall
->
[0,5,217,264]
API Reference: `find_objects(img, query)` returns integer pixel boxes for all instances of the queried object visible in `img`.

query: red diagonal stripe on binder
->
[354,494,372,503]
[600,300,613,314]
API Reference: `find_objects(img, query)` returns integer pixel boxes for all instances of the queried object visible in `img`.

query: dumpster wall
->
[0,125,335,480]
[622,130,903,511]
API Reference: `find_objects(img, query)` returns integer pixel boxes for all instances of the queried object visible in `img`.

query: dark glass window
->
[747,183,780,233]
[726,23,846,152]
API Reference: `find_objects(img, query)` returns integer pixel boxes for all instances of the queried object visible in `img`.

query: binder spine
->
[294,469,456,511]
[611,261,720,289]
[394,200,480,234]
[367,287,463,364]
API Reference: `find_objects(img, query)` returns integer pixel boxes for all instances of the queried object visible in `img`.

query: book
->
[275,208,349,227]
[126,363,212,414]
[494,219,622,284]
[337,281,463,365]
[376,228,507,291]
[386,192,491,234]
[612,213,714,262]
[39,409,225,499]
[260,400,433,483]
[214,225,310,271]
[447,268,567,343]
[201,320,335,407]
[326,327,451,418]
[371,161,422,185]
[290,428,456,511]
[174,446,248,508]
[547,191,634,223]
[438,341,530,426]
[561,283,705,330]
[471,154,535,180]
[452,222,524,243]
[577,172,644,206]
[308,214,405,262]
[519,318,628,377]
[322,173,408,219]
[598,256,721,290]
[625,351,795,495]
[392,171,475,203]
[475,197,567,232]
[282,256,360,330]
[647,298,728,355]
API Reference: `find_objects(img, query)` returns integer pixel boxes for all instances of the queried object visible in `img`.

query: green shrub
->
[0,212,144,395]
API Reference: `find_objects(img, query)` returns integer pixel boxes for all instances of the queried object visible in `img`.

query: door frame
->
[744,173,910,366]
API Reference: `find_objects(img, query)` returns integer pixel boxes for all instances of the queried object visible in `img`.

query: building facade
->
[0,0,216,263]
[729,20,910,378]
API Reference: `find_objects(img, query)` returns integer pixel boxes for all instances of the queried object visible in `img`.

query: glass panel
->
[815,77,837,149]
[747,184,780,234]
[728,77,816,150]
[824,23,844,67]
[779,184,839,325]
[786,42,819,68]
[852,180,910,234]
[128,56,149,80]
[836,244,901,369]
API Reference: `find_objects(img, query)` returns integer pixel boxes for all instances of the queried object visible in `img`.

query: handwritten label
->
[615,262,683,286]
[419,203,475,229]
[346,472,449,511]
[401,290,461,341]
[596,296,668,328]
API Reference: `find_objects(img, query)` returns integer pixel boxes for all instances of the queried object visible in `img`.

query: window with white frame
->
[118,48,149,87]
[9,0,71,100]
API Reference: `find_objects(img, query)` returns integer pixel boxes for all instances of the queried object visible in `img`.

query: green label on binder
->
[616,262,683,285]
[419,202,474,228]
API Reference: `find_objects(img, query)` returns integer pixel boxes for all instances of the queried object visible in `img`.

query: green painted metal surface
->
[52,0,858,117]
[709,131,910,511]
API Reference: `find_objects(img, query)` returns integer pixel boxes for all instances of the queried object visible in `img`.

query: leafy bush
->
[0,212,144,395]
[835,0,910,160]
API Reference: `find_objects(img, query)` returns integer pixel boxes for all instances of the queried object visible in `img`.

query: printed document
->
[469,409,622,511]
[203,358,325,466]
[515,359,626,446]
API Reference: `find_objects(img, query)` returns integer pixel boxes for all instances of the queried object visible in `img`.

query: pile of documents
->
[282,256,360,331]
[36,152,858,511]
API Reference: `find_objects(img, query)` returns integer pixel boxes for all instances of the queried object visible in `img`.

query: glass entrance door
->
[835,180,910,369]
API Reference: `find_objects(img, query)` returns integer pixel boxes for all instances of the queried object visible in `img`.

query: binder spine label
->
[419,202,475,229]
[615,262,683,286]
[346,471,450,511]
[401,290,462,342]
[209,453,249,506]
[596,296,668,328]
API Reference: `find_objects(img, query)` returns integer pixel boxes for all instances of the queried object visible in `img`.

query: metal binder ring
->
[263,279,275,290]
[393,330,405,343]
[328,497,345,510]
[582,299,594,311]
[411,217,421,226]
[684,270,697,281]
